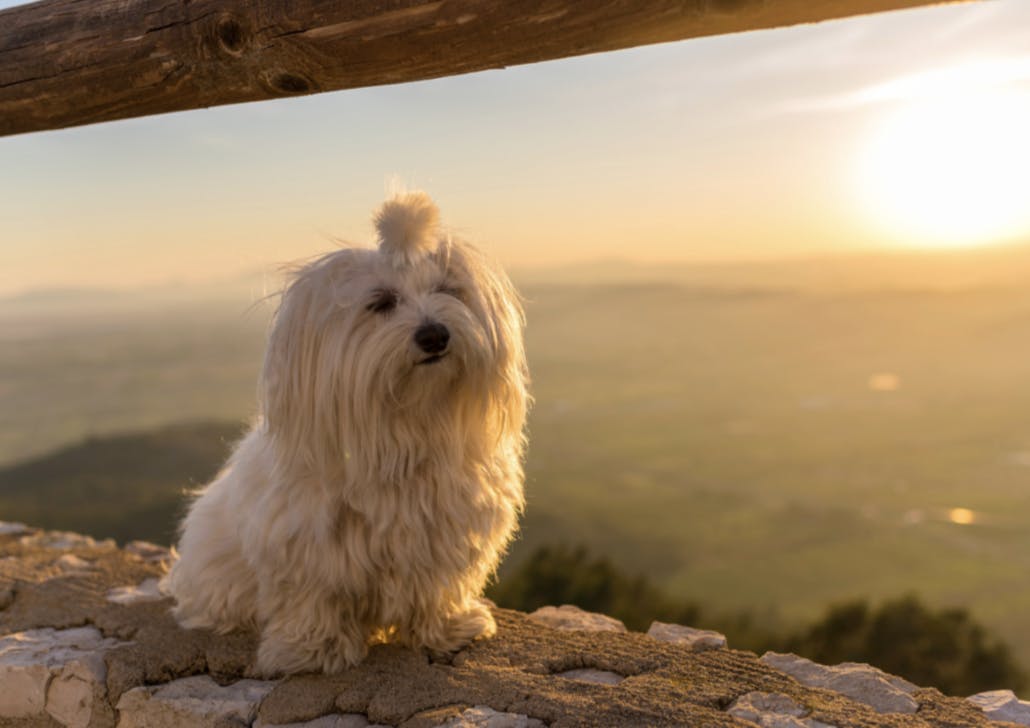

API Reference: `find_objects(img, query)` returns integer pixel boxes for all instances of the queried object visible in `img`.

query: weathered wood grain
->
[0,0,952,136]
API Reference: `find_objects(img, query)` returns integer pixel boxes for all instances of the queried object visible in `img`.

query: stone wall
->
[1,522,1028,728]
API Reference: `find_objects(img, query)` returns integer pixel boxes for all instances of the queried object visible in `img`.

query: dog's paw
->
[255,633,367,676]
[460,600,497,642]
[418,601,497,654]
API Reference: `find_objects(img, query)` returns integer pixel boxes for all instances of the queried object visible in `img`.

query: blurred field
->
[2,252,1030,664]
[519,279,1030,659]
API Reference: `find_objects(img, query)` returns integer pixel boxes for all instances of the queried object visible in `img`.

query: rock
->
[116,674,278,727]
[555,668,624,685]
[405,706,466,727]
[0,626,124,727]
[124,540,173,563]
[647,621,727,650]
[727,692,838,728]
[0,585,13,610]
[254,713,377,727]
[107,577,165,605]
[48,665,105,728]
[0,521,32,537]
[761,653,918,714]
[441,705,547,727]
[20,530,117,551]
[729,691,807,719]
[968,690,1030,725]
[527,604,626,633]
[56,553,95,572]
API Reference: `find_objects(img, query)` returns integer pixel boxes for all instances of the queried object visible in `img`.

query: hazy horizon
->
[4,238,1030,304]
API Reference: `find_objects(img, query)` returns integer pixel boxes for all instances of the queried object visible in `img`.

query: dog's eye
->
[367,289,398,314]
[435,285,465,301]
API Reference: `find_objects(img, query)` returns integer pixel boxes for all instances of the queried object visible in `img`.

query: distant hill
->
[0,271,281,318]
[0,421,243,544]
[513,242,1030,291]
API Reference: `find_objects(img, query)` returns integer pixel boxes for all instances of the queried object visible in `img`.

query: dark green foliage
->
[784,595,1026,695]
[0,421,242,544]
[488,544,700,631]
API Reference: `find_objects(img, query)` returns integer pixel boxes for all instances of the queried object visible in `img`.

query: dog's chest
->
[327,472,495,577]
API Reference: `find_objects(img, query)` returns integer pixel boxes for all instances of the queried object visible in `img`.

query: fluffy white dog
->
[162,191,528,675]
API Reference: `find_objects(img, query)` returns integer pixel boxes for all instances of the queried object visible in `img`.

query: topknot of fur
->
[374,191,441,265]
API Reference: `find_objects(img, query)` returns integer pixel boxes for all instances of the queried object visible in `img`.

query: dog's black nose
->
[414,323,450,354]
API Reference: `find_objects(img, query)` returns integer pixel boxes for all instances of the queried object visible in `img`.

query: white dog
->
[162,191,528,675]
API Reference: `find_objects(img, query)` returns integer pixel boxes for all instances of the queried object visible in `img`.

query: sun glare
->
[948,508,976,526]
[858,62,1030,249]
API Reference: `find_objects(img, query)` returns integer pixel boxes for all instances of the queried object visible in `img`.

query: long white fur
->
[161,192,529,675]
[374,190,441,265]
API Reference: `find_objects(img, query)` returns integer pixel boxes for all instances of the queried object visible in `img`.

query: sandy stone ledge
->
[1,522,1027,728]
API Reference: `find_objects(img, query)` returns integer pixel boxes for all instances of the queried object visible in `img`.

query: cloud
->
[770,56,1030,116]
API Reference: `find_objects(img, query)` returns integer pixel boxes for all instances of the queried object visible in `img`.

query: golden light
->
[857,62,1030,249]
[867,372,900,392]
[948,507,976,526]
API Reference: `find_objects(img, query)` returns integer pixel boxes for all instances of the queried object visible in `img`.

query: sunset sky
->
[2,0,1030,295]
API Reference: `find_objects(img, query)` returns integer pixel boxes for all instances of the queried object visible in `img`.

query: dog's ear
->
[485,270,531,456]
[454,243,530,456]
[260,262,344,474]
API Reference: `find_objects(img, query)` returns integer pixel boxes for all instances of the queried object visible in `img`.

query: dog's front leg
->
[253,585,369,676]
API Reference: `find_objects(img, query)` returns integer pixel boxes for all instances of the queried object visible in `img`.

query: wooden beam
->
[1,0,953,137]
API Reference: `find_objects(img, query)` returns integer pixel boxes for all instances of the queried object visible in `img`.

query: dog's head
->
[260,192,528,478]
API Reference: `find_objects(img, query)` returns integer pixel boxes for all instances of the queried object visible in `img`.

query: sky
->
[2,0,1030,295]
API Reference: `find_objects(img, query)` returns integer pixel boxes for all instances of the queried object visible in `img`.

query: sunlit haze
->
[2,0,1030,295]
[857,60,1030,247]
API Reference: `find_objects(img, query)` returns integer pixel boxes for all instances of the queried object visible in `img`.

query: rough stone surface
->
[553,668,623,685]
[55,554,94,573]
[647,620,728,650]
[19,529,117,552]
[762,653,919,714]
[728,691,838,727]
[526,604,626,633]
[0,625,124,727]
[255,714,383,728]
[116,674,277,727]
[106,578,164,606]
[440,706,547,727]
[0,521,31,536]
[122,541,172,565]
[968,690,1030,725]
[1,527,1025,728]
